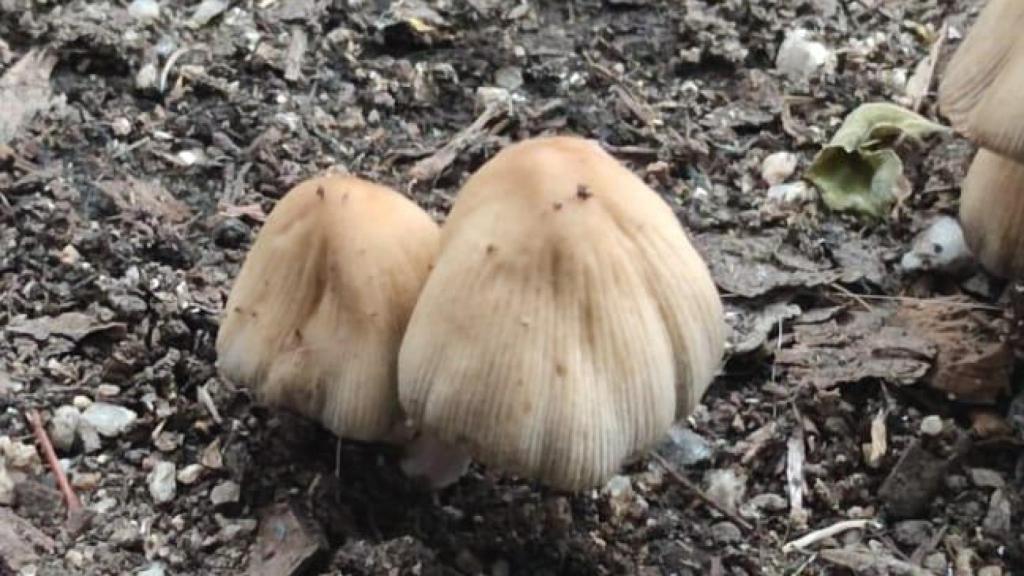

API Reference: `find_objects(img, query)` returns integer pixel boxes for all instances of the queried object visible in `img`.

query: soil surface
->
[1,0,1022,575]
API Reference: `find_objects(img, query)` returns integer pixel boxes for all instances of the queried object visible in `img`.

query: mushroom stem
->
[959,148,1024,278]
[399,431,472,490]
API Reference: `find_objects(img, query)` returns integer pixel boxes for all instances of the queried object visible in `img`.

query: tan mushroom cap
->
[959,148,1024,278]
[216,174,440,442]
[397,135,726,491]
[938,0,1024,160]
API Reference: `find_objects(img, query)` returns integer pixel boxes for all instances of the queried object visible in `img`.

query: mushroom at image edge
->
[216,174,440,443]
[937,0,1024,278]
[398,135,727,491]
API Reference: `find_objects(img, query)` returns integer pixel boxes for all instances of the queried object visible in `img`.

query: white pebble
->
[776,29,834,82]
[148,461,177,504]
[81,402,138,437]
[761,152,798,186]
[920,415,943,437]
[48,406,80,453]
[899,216,971,274]
[128,0,161,22]
[766,181,817,206]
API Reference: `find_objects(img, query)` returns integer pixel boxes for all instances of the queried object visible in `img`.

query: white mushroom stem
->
[399,431,472,490]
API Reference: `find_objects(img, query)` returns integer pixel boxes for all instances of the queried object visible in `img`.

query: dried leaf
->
[805,102,950,219]
[6,312,126,342]
[98,178,192,224]
[0,49,57,145]
[697,231,840,298]
[892,301,1011,404]
[775,306,935,389]
[726,298,802,355]
[0,507,56,570]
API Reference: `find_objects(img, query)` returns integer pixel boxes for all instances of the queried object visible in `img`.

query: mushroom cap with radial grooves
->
[938,0,1024,161]
[959,149,1024,279]
[216,174,440,442]
[397,136,726,491]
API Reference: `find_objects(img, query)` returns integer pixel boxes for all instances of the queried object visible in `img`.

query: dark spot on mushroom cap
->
[553,201,563,211]
[342,192,350,202]
[576,184,592,200]
[555,363,566,377]
[486,244,497,255]
[933,243,943,254]
[316,186,325,199]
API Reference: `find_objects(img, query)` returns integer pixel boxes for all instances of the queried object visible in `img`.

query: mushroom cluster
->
[217,136,726,492]
[938,0,1024,278]
[398,136,726,491]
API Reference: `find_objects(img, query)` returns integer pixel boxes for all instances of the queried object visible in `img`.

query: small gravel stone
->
[109,294,147,321]
[81,402,138,437]
[919,415,943,437]
[710,521,742,545]
[48,406,80,452]
[761,152,798,186]
[655,424,712,467]
[776,29,834,81]
[96,384,121,398]
[148,461,176,504]
[213,218,249,248]
[983,489,1011,535]
[892,520,931,547]
[923,553,947,573]
[176,463,204,485]
[136,561,167,576]
[969,468,1005,489]
[128,0,161,21]
[72,395,92,410]
[210,480,241,507]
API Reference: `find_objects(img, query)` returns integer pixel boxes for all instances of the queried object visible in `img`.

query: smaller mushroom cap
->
[216,174,440,442]
[938,0,1024,160]
[959,148,1024,278]
[398,135,726,491]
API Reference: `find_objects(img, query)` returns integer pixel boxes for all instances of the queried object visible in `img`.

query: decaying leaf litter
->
[0,0,1021,574]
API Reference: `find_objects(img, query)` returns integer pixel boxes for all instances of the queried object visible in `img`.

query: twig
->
[25,409,82,513]
[782,519,881,553]
[650,451,753,532]
[786,419,808,527]
[826,286,1002,312]
[409,103,507,185]
[827,283,873,312]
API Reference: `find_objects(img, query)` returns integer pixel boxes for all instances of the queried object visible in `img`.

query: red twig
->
[26,409,82,513]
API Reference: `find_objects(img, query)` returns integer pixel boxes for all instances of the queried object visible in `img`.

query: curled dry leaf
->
[805,102,950,219]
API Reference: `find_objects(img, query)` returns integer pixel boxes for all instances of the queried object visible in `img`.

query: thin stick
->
[25,409,82,513]
[782,519,881,553]
[650,451,753,532]
[826,286,1001,312]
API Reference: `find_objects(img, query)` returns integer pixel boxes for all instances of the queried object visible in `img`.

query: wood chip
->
[0,49,56,146]
[409,103,507,184]
[284,26,307,82]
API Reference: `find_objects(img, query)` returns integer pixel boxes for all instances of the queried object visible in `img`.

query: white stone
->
[761,152,798,186]
[148,461,176,504]
[81,403,137,437]
[49,406,80,452]
[176,464,204,485]
[128,0,161,21]
[900,216,970,274]
[766,181,817,206]
[776,29,834,82]
[919,415,943,437]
